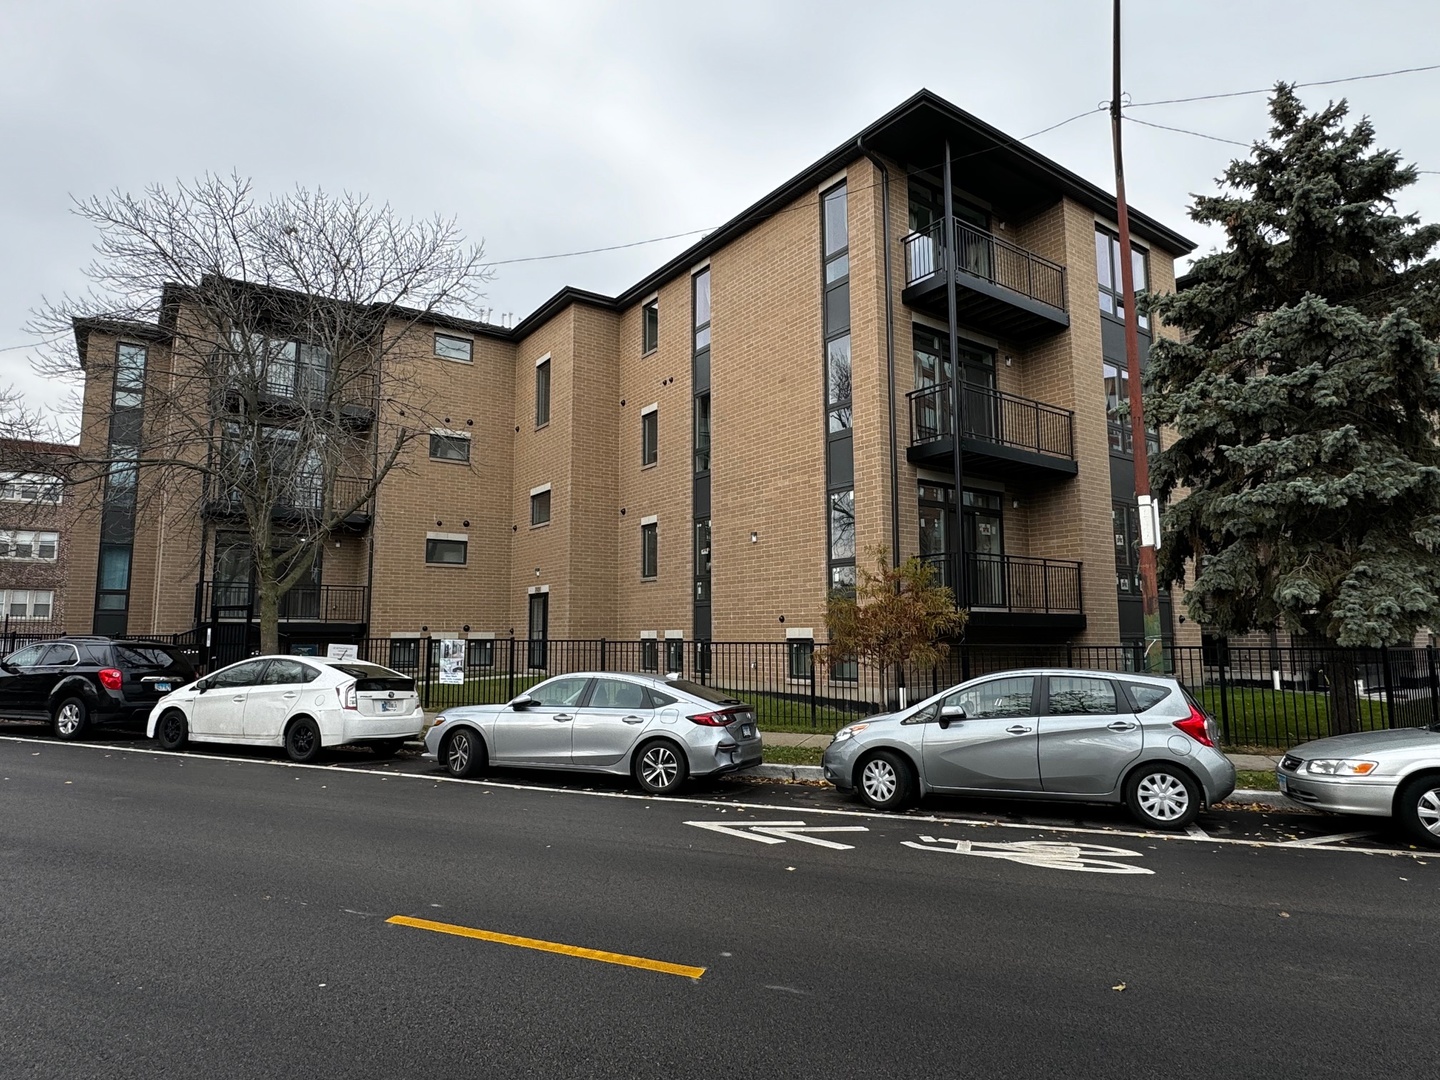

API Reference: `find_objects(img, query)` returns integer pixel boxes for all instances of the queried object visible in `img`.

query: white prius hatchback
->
[146,655,425,763]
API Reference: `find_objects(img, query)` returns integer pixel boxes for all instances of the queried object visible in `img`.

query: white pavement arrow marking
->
[1279,831,1375,848]
[684,820,870,850]
[903,835,1155,874]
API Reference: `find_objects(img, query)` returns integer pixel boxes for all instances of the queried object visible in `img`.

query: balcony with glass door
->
[918,550,1085,631]
[902,218,1069,340]
[906,381,1077,479]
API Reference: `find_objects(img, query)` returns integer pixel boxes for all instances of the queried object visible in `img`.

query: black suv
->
[0,637,198,739]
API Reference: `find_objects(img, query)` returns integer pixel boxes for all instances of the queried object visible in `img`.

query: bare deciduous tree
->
[32,175,488,652]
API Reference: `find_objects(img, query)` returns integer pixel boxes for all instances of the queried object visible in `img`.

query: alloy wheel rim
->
[57,704,80,735]
[1137,773,1190,821]
[641,747,678,789]
[162,716,182,743]
[1417,789,1440,837]
[292,726,315,755]
[450,735,471,772]
[862,760,897,802]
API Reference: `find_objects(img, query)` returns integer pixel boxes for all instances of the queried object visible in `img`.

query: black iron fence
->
[195,581,369,623]
[349,637,1440,750]
[908,382,1075,460]
[916,553,1084,614]
[902,218,1068,311]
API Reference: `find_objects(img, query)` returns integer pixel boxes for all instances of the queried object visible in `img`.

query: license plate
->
[741,724,755,738]
[1277,774,1287,792]
[380,700,398,713]
[155,681,171,693]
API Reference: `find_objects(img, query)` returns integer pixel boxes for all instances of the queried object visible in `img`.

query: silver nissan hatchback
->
[821,668,1235,828]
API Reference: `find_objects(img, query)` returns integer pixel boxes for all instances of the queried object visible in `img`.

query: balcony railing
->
[903,218,1068,312]
[919,552,1083,614]
[216,367,376,415]
[197,581,369,623]
[908,383,1074,460]
[205,475,374,523]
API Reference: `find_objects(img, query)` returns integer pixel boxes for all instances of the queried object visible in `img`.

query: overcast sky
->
[2,0,1437,434]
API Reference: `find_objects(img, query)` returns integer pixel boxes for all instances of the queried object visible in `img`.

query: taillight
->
[688,709,738,727]
[98,668,123,691]
[1174,705,1216,748]
[336,681,358,710]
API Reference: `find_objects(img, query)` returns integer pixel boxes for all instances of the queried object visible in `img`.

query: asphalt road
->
[3,732,1439,1080]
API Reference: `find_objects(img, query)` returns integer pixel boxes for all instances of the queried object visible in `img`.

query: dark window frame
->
[425,537,468,566]
[535,358,551,428]
[428,432,472,463]
[642,300,659,354]
[433,333,474,363]
[531,488,552,527]
[640,520,658,580]
[641,408,658,467]
[1096,226,1150,331]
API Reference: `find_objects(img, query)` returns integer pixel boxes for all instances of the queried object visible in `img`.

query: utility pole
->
[1110,0,1164,671]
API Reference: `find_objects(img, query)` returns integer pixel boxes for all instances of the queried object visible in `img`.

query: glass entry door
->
[964,490,1005,607]
[917,483,956,591]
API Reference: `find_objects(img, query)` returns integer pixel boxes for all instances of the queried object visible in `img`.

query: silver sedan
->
[821,668,1235,829]
[1278,728,1440,846]
[424,672,762,794]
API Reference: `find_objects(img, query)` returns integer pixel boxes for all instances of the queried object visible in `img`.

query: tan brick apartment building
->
[64,90,1197,663]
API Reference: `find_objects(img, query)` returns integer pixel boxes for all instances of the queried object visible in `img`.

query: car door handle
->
[622,715,645,724]
[1107,721,1138,732]
[1006,725,1033,735]
[232,695,246,703]
[283,692,297,699]
[554,714,573,722]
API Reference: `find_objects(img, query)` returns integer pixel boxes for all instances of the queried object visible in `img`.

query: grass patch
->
[762,745,825,766]
[1194,687,1391,751]
[1235,769,1279,791]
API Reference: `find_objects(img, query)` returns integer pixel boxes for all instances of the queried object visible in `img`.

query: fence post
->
[1429,645,1440,730]
[1381,644,1397,729]
[419,635,433,710]
[961,643,971,682]
[506,635,517,703]
[599,638,607,672]
[808,649,817,729]
[1217,653,1232,747]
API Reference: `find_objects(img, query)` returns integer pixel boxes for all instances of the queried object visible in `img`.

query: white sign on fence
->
[325,643,358,661]
[438,638,466,685]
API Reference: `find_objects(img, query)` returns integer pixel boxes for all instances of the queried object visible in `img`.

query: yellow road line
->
[386,915,706,979]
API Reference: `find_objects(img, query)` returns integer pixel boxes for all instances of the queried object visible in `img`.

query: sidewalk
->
[761,729,1280,772]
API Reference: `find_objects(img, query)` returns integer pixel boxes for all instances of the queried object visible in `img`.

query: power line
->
[1123,115,1251,148]
[481,227,718,268]
[1126,61,1440,109]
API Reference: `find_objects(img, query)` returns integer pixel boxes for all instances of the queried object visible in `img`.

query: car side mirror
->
[195,679,210,693]
[508,694,537,709]
[0,661,17,674]
[938,704,966,729]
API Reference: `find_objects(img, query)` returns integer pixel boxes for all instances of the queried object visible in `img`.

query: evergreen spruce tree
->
[1147,85,1440,732]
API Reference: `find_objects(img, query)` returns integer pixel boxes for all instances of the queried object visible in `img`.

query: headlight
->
[832,723,869,744]
[432,715,448,727]
[1303,758,1379,776]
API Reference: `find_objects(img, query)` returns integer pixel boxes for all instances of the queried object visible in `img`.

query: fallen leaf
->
[1279,912,1290,918]
[1112,982,1126,992]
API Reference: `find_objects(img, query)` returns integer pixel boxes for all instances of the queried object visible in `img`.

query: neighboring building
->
[0,440,75,630]
[65,89,1197,661]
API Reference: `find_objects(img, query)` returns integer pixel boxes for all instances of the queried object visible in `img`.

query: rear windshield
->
[113,643,192,671]
[665,679,744,707]
[330,662,414,692]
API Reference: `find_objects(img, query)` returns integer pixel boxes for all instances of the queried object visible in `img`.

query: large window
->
[822,182,855,594]
[1096,227,1150,330]
[0,474,62,503]
[641,407,658,467]
[429,431,471,463]
[1103,362,1161,457]
[642,300,659,354]
[1113,501,1140,595]
[0,532,58,560]
[3,590,53,619]
[641,520,658,579]
[535,357,551,427]
[434,333,473,363]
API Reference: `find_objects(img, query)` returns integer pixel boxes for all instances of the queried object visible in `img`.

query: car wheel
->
[634,740,687,796]
[442,729,485,778]
[284,717,323,764]
[371,738,406,759]
[156,709,188,751]
[1395,775,1440,848]
[856,750,915,811]
[1125,764,1201,829]
[52,697,89,741]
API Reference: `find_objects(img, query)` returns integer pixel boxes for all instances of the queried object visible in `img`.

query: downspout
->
[855,137,900,568]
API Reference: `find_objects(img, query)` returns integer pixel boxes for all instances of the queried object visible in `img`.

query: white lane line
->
[1185,824,1211,840]
[1280,831,1376,848]
[0,735,1427,859]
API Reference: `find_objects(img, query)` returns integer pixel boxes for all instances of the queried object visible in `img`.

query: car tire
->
[52,696,89,741]
[284,716,323,764]
[634,739,688,796]
[442,728,485,778]
[156,709,188,751]
[371,739,406,759]
[855,750,916,811]
[1125,764,1201,829]
[1395,774,1440,848]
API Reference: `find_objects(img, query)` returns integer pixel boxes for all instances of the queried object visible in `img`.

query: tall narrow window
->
[642,300,659,354]
[693,394,710,474]
[641,407,658,466]
[531,486,551,526]
[822,182,855,592]
[693,270,711,352]
[1096,227,1150,330]
[640,520,658,579]
[535,357,551,427]
[694,518,711,602]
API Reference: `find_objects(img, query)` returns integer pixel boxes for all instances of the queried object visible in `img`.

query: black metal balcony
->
[907,382,1077,479]
[215,367,376,428]
[196,581,369,623]
[203,475,374,530]
[919,551,1085,631]
[902,218,1069,341]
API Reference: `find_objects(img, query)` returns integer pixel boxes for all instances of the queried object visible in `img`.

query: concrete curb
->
[736,766,1300,813]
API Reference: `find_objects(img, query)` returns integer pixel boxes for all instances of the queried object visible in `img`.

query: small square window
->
[434,333,473,362]
[641,639,658,671]
[389,638,419,670]
[535,359,551,427]
[468,639,495,667]
[665,638,684,673]
[9,591,29,618]
[641,521,658,579]
[531,489,551,526]
[31,591,53,619]
[829,653,859,683]
[642,300,659,354]
[788,640,814,680]
[37,534,57,560]
[641,410,658,467]
[425,538,468,565]
[429,433,471,462]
